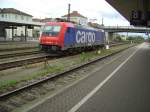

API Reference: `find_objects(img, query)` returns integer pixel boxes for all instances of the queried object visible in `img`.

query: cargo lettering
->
[76,31,95,44]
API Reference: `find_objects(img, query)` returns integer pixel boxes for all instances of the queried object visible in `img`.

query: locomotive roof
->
[45,22,75,27]
[44,22,104,32]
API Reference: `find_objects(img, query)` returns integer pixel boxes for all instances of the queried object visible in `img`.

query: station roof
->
[106,0,150,26]
[0,20,44,27]
[0,8,32,17]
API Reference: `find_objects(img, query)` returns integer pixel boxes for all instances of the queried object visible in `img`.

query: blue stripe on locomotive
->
[64,27,105,49]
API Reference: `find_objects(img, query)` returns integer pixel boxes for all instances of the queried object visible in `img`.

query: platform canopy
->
[106,0,150,27]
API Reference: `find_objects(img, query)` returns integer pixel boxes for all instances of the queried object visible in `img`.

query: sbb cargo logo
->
[76,31,95,44]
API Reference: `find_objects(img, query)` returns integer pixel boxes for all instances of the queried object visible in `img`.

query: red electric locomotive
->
[39,22,105,52]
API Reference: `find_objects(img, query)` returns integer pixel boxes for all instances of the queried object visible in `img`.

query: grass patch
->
[20,65,65,82]
[79,49,112,62]
[79,44,135,63]
[0,65,64,91]
[0,80,18,90]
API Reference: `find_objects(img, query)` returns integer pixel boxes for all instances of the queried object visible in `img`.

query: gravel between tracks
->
[0,48,39,56]
[0,52,48,64]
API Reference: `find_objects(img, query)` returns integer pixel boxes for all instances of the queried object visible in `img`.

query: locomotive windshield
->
[42,25,61,37]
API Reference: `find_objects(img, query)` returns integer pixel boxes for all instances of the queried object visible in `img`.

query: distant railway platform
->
[0,40,39,51]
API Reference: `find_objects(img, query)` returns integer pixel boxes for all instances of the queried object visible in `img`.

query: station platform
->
[0,40,39,51]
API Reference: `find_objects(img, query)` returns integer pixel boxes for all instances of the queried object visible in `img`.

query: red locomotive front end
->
[39,22,74,52]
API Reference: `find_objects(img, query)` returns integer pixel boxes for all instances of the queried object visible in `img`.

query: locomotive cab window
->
[42,25,61,37]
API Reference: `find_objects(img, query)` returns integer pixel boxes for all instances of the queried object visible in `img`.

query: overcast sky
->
[0,0,130,26]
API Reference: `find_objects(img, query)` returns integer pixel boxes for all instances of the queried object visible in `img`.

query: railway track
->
[0,50,41,59]
[0,44,133,101]
[0,46,38,52]
[0,53,57,71]
[0,43,129,71]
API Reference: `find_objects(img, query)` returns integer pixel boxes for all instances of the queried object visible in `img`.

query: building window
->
[1,14,4,18]
[15,14,18,19]
[26,17,28,21]
[21,15,24,20]
[5,14,7,19]
[8,14,10,19]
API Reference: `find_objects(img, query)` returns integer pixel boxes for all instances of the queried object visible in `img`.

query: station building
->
[61,11,88,25]
[0,8,42,41]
